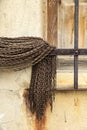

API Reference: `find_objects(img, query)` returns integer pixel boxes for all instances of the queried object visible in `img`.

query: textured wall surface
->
[0,0,47,38]
[0,0,46,130]
[0,0,87,130]
[0,68,33,130]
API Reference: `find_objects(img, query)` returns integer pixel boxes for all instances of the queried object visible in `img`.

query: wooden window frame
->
[47,0,87,91]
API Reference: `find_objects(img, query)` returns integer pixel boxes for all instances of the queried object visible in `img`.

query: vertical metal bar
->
[74,0,79,89]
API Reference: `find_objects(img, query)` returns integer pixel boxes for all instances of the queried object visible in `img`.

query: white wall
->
[0,0,46,130]
[0,0,47,38]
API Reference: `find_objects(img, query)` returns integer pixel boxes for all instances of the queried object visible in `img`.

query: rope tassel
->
[0,37,56,120]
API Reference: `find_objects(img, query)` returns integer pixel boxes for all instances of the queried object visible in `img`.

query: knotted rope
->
[0,37,56,120]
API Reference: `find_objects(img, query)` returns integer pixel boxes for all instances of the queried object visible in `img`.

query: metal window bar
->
[74,0,79,89]
[50,0,87,91]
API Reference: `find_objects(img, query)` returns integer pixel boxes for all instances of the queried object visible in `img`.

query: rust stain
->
[58,0,61,5]
[34,116,48,130]
[65,6,74,25]
[74,97,80,107]
[23,89,30,109]
[74,97,81,117]
[23,89,48,130]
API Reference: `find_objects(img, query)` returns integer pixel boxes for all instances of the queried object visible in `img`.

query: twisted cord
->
[0,37,56,120]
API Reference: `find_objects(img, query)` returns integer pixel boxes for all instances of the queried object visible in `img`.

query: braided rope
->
[0,37,56,120]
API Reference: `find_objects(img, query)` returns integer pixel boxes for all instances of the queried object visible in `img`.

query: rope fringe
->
[0,37,56,120]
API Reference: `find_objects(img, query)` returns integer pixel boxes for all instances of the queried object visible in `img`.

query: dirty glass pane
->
[57,56,74,89]
[58,0,75,48]
[57,0,87,89]
[79,0,87,48]
[78,56,87,88]
[57,0,74,89]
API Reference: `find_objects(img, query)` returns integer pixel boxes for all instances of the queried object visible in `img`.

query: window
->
[47,0,87,91]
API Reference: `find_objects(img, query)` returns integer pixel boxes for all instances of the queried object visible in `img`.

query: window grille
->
[48,0,87,91]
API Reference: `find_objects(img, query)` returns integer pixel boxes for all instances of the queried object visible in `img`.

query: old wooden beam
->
[47,0,58,46]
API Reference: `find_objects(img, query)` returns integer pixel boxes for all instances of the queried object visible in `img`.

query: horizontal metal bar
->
[52,88,87,92]
[79,49,87,55]
[50,49,74,55]
[28,88,87,92]
[50,49,87,55]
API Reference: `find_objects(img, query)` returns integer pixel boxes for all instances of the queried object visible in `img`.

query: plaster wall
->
[0,1,87,130]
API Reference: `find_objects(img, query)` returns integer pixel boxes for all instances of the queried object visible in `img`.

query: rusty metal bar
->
[74,0,79,89]
[50,49,87,56]
[74,0,79,50]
